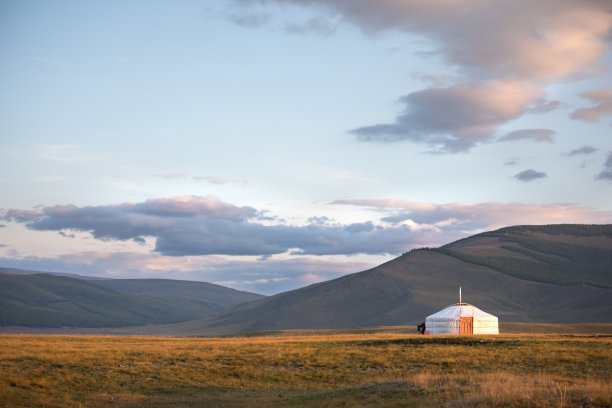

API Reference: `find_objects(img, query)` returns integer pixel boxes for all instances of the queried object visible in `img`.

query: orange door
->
[460,317,473,334]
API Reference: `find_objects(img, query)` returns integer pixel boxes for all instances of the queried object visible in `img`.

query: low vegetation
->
[0,273,263,328]
[1,332,610,407]
[436,224,612,287]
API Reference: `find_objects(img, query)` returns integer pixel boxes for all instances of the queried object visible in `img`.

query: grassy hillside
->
[0,273,264,328]
[438,224,612,287]
[95,279,264,316]
[0,266,93,279]
[0,273,180,327]
[2,224,609,332]
[185,224,612,335]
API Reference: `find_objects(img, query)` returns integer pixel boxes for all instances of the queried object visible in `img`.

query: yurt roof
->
[426,303,497,320]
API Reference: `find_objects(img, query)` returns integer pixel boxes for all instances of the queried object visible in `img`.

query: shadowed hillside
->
[181,224,612,335]
[438,224,612,287]
[95,278,264,316]
[0,273,264,328]
[0,267,100,280]
[2,224,610,333]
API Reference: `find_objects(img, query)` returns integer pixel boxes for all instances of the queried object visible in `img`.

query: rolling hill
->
[0,273,264,328]
[2,224,610,333]
[94,278,264,317]
[179,224,612,335]
[0,266,105,280]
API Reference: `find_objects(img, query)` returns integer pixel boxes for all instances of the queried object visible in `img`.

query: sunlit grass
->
[1,333,610,407]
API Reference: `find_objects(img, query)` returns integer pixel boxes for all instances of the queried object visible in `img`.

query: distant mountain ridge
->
[179,224,612,335]
[1,224,610,333]
[0,273,265,328]
[0,266,108,280]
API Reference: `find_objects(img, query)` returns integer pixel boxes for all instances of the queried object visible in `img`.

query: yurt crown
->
[454,286,469,306]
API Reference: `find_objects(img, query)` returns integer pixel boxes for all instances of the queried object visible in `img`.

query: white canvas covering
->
[425,303,499,335]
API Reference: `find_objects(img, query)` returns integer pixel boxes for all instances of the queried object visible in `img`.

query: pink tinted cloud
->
[2,209,44,222]
[331,199,612,229]
[278,0,612,80]
[571,89,612,122]
[3,196,438,256]
[498,129,555,143]
[352,80,544,151]
[0,251,372,294]
[264,0,612,151]
[5,195,612,259]
[136,195,257,219]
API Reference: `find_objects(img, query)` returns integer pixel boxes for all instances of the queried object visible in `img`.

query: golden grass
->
[0,333,610,407]
[500,322,612,335]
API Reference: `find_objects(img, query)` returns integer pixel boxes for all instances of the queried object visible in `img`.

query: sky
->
[1,0,611,295]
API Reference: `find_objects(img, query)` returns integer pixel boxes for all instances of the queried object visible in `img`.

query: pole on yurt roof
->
[459,286,462,304]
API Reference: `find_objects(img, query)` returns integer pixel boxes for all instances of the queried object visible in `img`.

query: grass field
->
[1,333,611,407]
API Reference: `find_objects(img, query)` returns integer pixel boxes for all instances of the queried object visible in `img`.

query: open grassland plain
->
[0,334,610,407]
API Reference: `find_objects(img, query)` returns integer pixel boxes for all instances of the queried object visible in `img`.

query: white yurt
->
[424,288,499,335]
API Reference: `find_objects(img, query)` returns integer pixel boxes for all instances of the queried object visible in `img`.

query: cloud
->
[2,209,44,223]
[330,199,612,230]
[298,272,326,284]
[566,145,597,156]
[514,169,548,182]
[276,0,612,80]
[351,80,543,152]
[504,158,519,166]
[227,11,271,28]
[0,252,371,295]
[596,152,612,181]
[570,89,612,122]
[285,17,336,37]
[3,195,259,241]
[498,129,555,143]
[256,0,612,152]
[526,100,566,114]
[1,196,429,256]
[4,197,612,293]
[132,196,258,220]
[153,219,420,257]
[5,195,612,259]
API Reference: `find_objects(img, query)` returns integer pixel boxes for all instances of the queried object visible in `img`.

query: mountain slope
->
[438,224,612,287]
[94,278,264,316]
[0,273,264,328]
[184,224,612,335]
[0,267,105,280]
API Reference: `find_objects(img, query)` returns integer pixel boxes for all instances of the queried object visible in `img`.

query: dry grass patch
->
[0,334,610,407]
